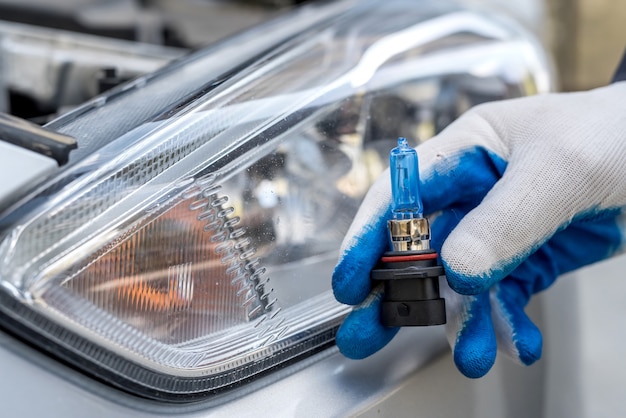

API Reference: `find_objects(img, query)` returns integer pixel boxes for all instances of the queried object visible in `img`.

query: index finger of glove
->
[417,110,509,215]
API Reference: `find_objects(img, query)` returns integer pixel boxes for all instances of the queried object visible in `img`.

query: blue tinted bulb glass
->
[390,137,423,219]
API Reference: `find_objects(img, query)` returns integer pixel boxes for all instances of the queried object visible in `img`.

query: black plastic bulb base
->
[371,250,446,327]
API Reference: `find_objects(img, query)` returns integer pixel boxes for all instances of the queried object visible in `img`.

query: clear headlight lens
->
[0,0,551,401]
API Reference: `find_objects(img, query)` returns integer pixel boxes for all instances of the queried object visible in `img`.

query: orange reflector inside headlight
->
[64,183,274,345]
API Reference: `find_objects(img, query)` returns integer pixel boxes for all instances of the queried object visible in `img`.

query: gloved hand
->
[332,82,626,378]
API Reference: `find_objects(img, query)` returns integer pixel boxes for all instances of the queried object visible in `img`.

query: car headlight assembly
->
[0,0,551,401]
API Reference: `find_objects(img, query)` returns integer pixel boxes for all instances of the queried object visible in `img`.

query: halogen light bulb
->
[390,137,423,219]
[370,137,446,327]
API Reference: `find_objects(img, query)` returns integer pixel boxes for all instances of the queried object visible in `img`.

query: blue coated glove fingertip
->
[332,260,371,306]
[496,283,543,366]
[336,304,399,360]
[517,336,543,366]
[514,317,543,366]
[510,313,543,366]
[452,293,497,378]
[443,259,495,295]
[453,348,496,379]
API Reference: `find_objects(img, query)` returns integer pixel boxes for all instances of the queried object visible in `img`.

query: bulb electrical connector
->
[371,137,446,327]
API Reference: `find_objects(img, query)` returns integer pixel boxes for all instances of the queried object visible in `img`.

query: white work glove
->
[332,82,626,378]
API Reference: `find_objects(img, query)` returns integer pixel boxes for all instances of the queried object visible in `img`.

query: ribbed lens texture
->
[63,186,270,345]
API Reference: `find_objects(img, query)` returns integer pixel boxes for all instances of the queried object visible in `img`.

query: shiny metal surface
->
[389,218,431,251]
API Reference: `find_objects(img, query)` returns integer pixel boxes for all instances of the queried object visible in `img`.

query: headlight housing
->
[0,0,551,401]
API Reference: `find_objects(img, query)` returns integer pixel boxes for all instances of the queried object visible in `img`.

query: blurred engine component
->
[0,0,298,120]
[0,0,288,47]
[0,19,185,120]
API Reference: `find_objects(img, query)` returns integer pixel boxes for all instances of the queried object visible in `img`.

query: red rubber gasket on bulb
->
[381,253,439,263]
